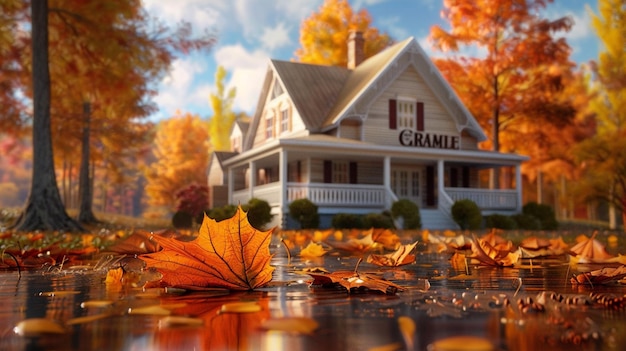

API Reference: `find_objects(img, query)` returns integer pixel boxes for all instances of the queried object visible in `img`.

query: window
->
[389,99,424,131]
[397,100,415,129]
[280,108,289,133]
[332,161,348,183]
[324,160,357,184]
[265,113,274,139]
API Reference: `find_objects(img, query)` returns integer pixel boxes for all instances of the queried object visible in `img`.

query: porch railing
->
[287,183,386,207]
[444,187,518,210]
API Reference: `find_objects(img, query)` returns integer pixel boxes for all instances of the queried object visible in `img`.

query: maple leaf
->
[468,235,519,267]
[367,241,418,267]
[140,206,274,290]
[308,270,404,294]
[299,242,328,258]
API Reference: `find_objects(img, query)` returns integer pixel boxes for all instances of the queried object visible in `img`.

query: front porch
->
[232,181,521,229]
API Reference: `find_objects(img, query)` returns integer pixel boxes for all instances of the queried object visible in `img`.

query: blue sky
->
[143,0,600,122]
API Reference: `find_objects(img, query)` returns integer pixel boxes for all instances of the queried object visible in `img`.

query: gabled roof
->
[233,119,249,136]
[323,38,409,127]
[271,60,350,130]
[247,36,486,146]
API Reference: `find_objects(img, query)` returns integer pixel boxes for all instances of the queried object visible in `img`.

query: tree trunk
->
[12,0,82,232]
[78,101,97,223]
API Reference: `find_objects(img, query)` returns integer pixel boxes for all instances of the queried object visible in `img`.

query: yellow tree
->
[430,0,576,188]
[295,0,392,67]
[208,66,236,151]
[573,0,626,228]
[144,113,210,217]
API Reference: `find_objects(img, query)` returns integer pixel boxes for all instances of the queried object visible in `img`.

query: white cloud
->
[142,0,223,35]
[153,57,210,119]
[260,22,292,51]
[215,45,270,113]
[378,16,409,39]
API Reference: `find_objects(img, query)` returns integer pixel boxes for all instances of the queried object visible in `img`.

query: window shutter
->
[349,162,357,184]
[426,166,435,206]
[416,102,424,131]
[389,99,397,129]
[450,168,458,187]
[323,160,332,183]
[462,167,470,187]
[296,161,301,182]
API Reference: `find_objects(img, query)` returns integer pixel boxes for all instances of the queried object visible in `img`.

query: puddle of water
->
[1,244,626,350]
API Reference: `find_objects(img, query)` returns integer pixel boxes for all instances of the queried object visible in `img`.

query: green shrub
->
[172,210,193,228]
[207,204,238,222]
[332,213,365,229]
[289,198,319,229]
[523,202,558,230]
[246,198,274,229]
[451,199,482,230]
[363,212,395,229]
[511,213,541,230]
[391,199,421,229]
[484,214,517,230]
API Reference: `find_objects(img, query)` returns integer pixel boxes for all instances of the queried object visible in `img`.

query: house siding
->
[363,66,467,148]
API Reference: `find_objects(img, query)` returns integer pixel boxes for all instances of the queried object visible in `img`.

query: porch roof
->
[222,134,529,168]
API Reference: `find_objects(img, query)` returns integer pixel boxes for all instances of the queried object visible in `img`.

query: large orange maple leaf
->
[140,206,275,290]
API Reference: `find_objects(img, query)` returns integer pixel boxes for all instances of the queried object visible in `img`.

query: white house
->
[208,33,528,229]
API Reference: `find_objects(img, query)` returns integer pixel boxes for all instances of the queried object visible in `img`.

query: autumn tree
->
[430,0,576,188]
[573,0,626,228]
[12,0,83,231]
[7,0,215,231]
[208,66,236,151]
[144,113,210,218]
[295,0,393,67]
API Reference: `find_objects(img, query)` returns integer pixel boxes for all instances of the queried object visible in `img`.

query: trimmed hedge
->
[451,199,482,230]
[289,198,320,229]
[391,199,421,229]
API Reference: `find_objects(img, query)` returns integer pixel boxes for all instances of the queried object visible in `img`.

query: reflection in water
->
[1,249,626,350]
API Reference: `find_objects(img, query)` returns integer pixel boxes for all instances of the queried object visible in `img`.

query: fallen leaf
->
[158,316,204,328]
[430,336,494,351]
[469,235,519,267]
[398,316,415,350]
[140,206,275,290]
[367,241,418,267]
[260,317,319,334]
[219,301,262,313]
[328,232,378,253]
[519,236,551,250]
[13,318,66,336]
[128,305,172,316]
[571,265,626,285]
[569,231,614,263]
[299,242,328,258]
[66,313,112,325]
[308,270,404,294]
[371,228,401,250]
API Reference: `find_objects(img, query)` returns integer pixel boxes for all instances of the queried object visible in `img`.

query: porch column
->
[515,164,522,212]
[249,161,256,200]
[383,156,390,204]
[437,159,445,198]
[227,167,234,204]
[279,150,288,227]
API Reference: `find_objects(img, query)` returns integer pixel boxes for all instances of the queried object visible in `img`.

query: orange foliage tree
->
[5,0,215,231]
[294,0,393,67]
[430,0,577,189]
[144,113,210,218]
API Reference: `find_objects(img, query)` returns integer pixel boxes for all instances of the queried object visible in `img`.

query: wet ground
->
[2,235,626,351]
